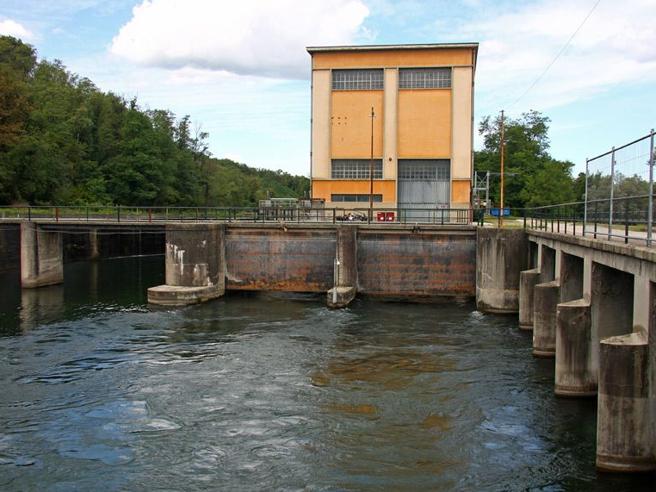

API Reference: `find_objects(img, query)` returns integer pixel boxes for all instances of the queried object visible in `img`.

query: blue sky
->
[1,0,654,177]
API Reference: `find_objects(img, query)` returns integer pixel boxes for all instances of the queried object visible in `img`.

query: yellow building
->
[307,43,478,215]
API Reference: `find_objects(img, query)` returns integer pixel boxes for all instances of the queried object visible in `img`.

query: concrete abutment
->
[148,224,225,306]
[20,223,64,288]
[476,228,528,313]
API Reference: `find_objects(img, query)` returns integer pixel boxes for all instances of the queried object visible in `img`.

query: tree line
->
[1,35,647,211]
[473,111,652,210]
[0,36,309,207]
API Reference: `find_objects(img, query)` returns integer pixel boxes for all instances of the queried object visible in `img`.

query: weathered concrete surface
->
[148,224,225,305]
[596,332,655,472]
[89,229,100,260]
[226,227,335,292]
[476,228,528,312]
[560,252,584,302]
[555,299,596,397]
[327,225,358,308]
[148,285,223,306]
[334,225,357,288]
[20,223,64,288]
[519,268,540,330]
[360,229,476,298]
[327,286,356,308]
[591,263,634,372]
[533,280,560,357]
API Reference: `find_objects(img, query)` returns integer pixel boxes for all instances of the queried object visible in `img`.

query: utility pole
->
[369,106,375,220]
[499,110,505,228]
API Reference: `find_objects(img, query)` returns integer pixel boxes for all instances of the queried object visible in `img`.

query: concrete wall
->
[224,225,476,297]
[225,227,336,292]
[357,229,476,298]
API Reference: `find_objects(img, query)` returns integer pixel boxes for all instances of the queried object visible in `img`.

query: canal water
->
[0,256,654,491]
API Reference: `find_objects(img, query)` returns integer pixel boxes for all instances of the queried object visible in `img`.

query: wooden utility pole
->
[499,110,505,228]
[369,106,375,220]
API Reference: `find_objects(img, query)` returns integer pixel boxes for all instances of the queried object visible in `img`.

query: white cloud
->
[458,0,656,114]
[110,0,369,79]
[0,19,34,40]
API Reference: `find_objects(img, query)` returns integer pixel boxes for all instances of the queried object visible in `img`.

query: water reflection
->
[20,285,65,331]
[0,257,653,490]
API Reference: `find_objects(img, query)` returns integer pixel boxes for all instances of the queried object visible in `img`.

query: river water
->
[0,256,654,491]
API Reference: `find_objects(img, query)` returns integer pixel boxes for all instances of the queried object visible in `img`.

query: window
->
[399,68,451,89]
[398,160,450,181]
[332,69,384,90]
[331,194,383,203]
[332,159,383,179]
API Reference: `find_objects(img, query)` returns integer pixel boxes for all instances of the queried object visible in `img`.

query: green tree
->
[475,110,575,208]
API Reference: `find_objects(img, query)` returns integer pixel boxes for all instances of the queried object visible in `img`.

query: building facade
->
[307,43,478,213]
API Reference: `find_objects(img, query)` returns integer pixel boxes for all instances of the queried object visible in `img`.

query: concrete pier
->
[476,228,528,313]
[519,268,540,330]
[533,280,560,357]
[89,229,100,260]
[20,223,64,288]
[555,299,595,396]
[327,225,357,308]
[596,332,655,473]
[148,224,225,306]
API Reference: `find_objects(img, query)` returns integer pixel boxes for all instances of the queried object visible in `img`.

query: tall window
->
[332,69,384,90]
[398,160,450,180]
[399,68,451,89]
[332,159,383,179]
[331,194,382,203]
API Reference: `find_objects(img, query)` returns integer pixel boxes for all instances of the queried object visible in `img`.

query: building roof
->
[306,43,478,54]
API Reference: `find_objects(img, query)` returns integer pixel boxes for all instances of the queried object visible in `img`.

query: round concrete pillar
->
[533,280,560,357]
[519,268,540,330]
[555,299,596,397]
[596,332,655,473]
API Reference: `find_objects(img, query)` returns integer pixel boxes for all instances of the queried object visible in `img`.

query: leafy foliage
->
[474,111,576,208]
[0,36,309,206]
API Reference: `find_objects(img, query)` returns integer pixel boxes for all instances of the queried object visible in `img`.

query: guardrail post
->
[27,207,31,221]
[583,158,589,236]
[624,200,629,244]
[55,207,59,222]
[148,209,152,223]
[609,147,615,240]
[117,205,121,223]
[648,129,654,246]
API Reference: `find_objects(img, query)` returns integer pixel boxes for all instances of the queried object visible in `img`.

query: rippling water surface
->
[0,256,654,491]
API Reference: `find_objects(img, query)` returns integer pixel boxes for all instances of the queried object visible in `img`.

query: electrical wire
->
[508,0,602,109]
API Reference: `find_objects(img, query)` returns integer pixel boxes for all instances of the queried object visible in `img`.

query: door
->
[398,159,450,222]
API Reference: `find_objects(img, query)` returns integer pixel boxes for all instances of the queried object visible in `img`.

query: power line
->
[508,0,602,109]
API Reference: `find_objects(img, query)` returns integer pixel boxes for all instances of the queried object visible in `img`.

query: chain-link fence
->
[584,130,655,244]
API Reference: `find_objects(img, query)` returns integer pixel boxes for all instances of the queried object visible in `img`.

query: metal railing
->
[520,194,654,246]
[0,205,478,226]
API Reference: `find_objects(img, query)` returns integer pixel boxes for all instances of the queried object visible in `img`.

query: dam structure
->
[0,211,655,474]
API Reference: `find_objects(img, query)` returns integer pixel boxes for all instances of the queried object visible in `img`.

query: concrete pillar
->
[555,299,596,396]
[519,268,540,330]
[596,331,655,473]
[147,224,225,306]
[20,223,64,288]
[89,229,100,260]
[476,228,528,313]
[327,225,357,308]
[591,263,634,372]
[533,280,560,357]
